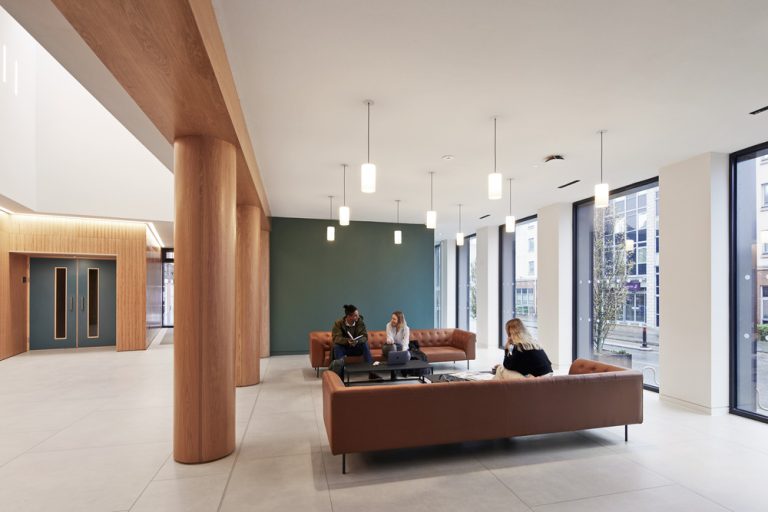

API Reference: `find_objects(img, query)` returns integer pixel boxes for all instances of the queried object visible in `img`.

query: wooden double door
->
[29,258,117,349]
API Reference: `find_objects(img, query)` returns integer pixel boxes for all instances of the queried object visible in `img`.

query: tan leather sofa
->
[322,358,643,473]
[309,328,476,376]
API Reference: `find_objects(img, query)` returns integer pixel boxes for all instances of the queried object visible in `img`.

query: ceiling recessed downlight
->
[441,155,454,161]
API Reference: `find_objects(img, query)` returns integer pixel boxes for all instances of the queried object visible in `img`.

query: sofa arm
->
[451,329,476,360]
[309,332,332,368]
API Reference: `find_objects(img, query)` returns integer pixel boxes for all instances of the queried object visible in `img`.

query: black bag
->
[328,358,345,379]
[407,340,429,376]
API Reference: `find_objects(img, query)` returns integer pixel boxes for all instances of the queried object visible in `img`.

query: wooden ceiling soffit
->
[51,0,271,222]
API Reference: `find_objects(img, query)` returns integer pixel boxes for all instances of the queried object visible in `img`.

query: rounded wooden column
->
[260,230,270,358]
[173,135,236,463]
[236,205,261,386]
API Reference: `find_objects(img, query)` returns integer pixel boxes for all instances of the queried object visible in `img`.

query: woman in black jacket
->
[493,318,553,379]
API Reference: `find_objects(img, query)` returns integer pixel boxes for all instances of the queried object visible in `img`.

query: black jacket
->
[502,346,553,377]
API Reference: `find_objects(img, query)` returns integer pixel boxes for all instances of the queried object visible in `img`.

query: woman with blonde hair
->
[383,310,410,359]
[493,318,553,380]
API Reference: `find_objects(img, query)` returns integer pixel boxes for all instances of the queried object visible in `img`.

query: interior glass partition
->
[731,143,768,421]
[574,179,660,389]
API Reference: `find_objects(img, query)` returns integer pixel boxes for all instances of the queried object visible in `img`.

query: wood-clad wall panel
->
[9,254,29,356]
[236,205,261,386]
[260,230,270,358]
[3,215,148,352]
[0,212,15,361]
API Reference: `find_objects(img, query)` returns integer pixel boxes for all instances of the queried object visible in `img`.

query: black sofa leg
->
[316,367,320,378]
[625,425,628,442]
[467,360,470,370]
[342,454,346,474]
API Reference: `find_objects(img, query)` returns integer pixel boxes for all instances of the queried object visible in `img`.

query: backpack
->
[407,340,429,376]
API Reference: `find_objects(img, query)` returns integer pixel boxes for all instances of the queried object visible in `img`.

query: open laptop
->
[387,350,410,365]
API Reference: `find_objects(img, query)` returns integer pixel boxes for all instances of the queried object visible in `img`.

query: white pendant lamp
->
[488,117,503,200]
[595,130,609,208]
[361,100,376,193]
[339,164,350,226]
[426,171,437,229]
[505,178,516,232]
[326,196,335,242]
[456,204,464,246]
[394,199,402,245]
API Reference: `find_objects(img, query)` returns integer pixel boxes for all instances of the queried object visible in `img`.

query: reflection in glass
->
[54,267,66,339]
[88,268,99,338]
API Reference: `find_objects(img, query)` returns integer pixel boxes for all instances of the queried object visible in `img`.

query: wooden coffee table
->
[343,360,432,386]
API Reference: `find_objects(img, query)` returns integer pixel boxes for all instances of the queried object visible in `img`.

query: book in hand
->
[348,335,364,344]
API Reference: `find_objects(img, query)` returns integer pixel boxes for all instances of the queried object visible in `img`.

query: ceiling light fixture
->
[544,154,565,164]
[326,196,335,242]
[456,204,464,246]
[488,117,502,200]
[594,130,609,208]
[339,164,350,226]
[505,178,516,233]
[442,155,454,161]
[426,171,437,229]
[394,200,402,245]
[361,100,376,193]
[147,222,164,247]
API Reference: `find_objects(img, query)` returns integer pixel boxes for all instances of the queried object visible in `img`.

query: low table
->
[343,360,432,386]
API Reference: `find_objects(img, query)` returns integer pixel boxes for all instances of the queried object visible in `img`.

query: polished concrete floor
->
[1,337,767,511]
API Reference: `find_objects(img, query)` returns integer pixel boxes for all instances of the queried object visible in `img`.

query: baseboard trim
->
[660,393,729,416]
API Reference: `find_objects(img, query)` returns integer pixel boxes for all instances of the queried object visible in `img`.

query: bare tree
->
[592,205,629,353]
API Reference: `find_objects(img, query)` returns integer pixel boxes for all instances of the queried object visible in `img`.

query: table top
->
[344,359,431,373]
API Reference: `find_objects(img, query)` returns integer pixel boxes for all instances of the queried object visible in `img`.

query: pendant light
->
[456,204,464,246]
[505,178,516,232]
[326,196,335,242]
[426,171,437,229]
[339,164,350,226]
[361,100,376,193]
[394,199,402,245]
[488,117,503,200]
[595,130,609,208]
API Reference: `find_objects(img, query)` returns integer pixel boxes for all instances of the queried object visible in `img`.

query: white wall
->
[475,226,499,348]
[659,152,729,414]
[536,203,573,369]
[0,6,173,223]
[439,239,456,328]
[0,9,37,209]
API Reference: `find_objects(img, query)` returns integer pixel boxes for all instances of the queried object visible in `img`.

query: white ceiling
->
[214,0,768,240]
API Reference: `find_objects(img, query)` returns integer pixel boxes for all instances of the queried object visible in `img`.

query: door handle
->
[70,296,74,311]
[81,296,85,311]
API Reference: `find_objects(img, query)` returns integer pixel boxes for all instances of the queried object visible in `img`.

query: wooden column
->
[236,205,261,386]
[174,135,236,464]
[260,229,270,358]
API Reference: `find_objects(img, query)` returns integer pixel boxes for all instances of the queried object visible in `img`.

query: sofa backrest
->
[322,364,643,455]
[311,328,460,350]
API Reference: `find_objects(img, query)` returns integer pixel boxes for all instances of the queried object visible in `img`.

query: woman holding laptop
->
[382,310,410,359]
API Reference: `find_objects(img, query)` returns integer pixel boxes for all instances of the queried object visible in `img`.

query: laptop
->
[387,350,410,365]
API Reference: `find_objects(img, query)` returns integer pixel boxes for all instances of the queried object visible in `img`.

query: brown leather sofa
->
[322,358,643,473]
[309,328,476,376]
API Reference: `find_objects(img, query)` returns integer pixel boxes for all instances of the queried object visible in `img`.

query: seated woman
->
[382,310,410,359]
[493,318,553,380]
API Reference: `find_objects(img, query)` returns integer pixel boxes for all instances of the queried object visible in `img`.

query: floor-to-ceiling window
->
[457,238,469,330]
[161,248,174,327]
[498,216,538,347]
[468,236,477,333]
[731,142,768,421]
[574,179,660,390]
[434,244,441,328]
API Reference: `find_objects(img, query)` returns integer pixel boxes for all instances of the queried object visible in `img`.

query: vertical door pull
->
[70,296,74,311]
[81,296,85,311]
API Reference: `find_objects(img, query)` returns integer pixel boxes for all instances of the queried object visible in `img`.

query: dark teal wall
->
[270,217,434,355]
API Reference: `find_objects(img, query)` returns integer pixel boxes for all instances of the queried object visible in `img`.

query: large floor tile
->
[0,442,170,512]
[490,453,670,507]
[532,484,729,512]
[0,430,56,467]
[154,452,236,481]
[238,410,322,461]
[131,473,229,512]
[219,453,332,512]
[329,467,530,512]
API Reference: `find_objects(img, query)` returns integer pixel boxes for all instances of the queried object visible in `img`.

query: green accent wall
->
[270,217,434,355]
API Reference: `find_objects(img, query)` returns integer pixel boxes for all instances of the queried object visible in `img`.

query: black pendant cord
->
[508,178,512,215]
[494,117,497,173]
[429,172,434,210]
[600,131,604,183]
[396,200,400,226]
[367,102,371,163]
[329,196,333,220]
[458,204,462,232]
[342,164,347,205]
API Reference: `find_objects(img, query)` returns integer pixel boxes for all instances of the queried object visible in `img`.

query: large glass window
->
[162,249,174,327]
[434,244,441,327]
[499,218,538,347]
[456,238,469,330]
[469,236,477,333]
[732,145,768,420]
[574,180,660,389]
